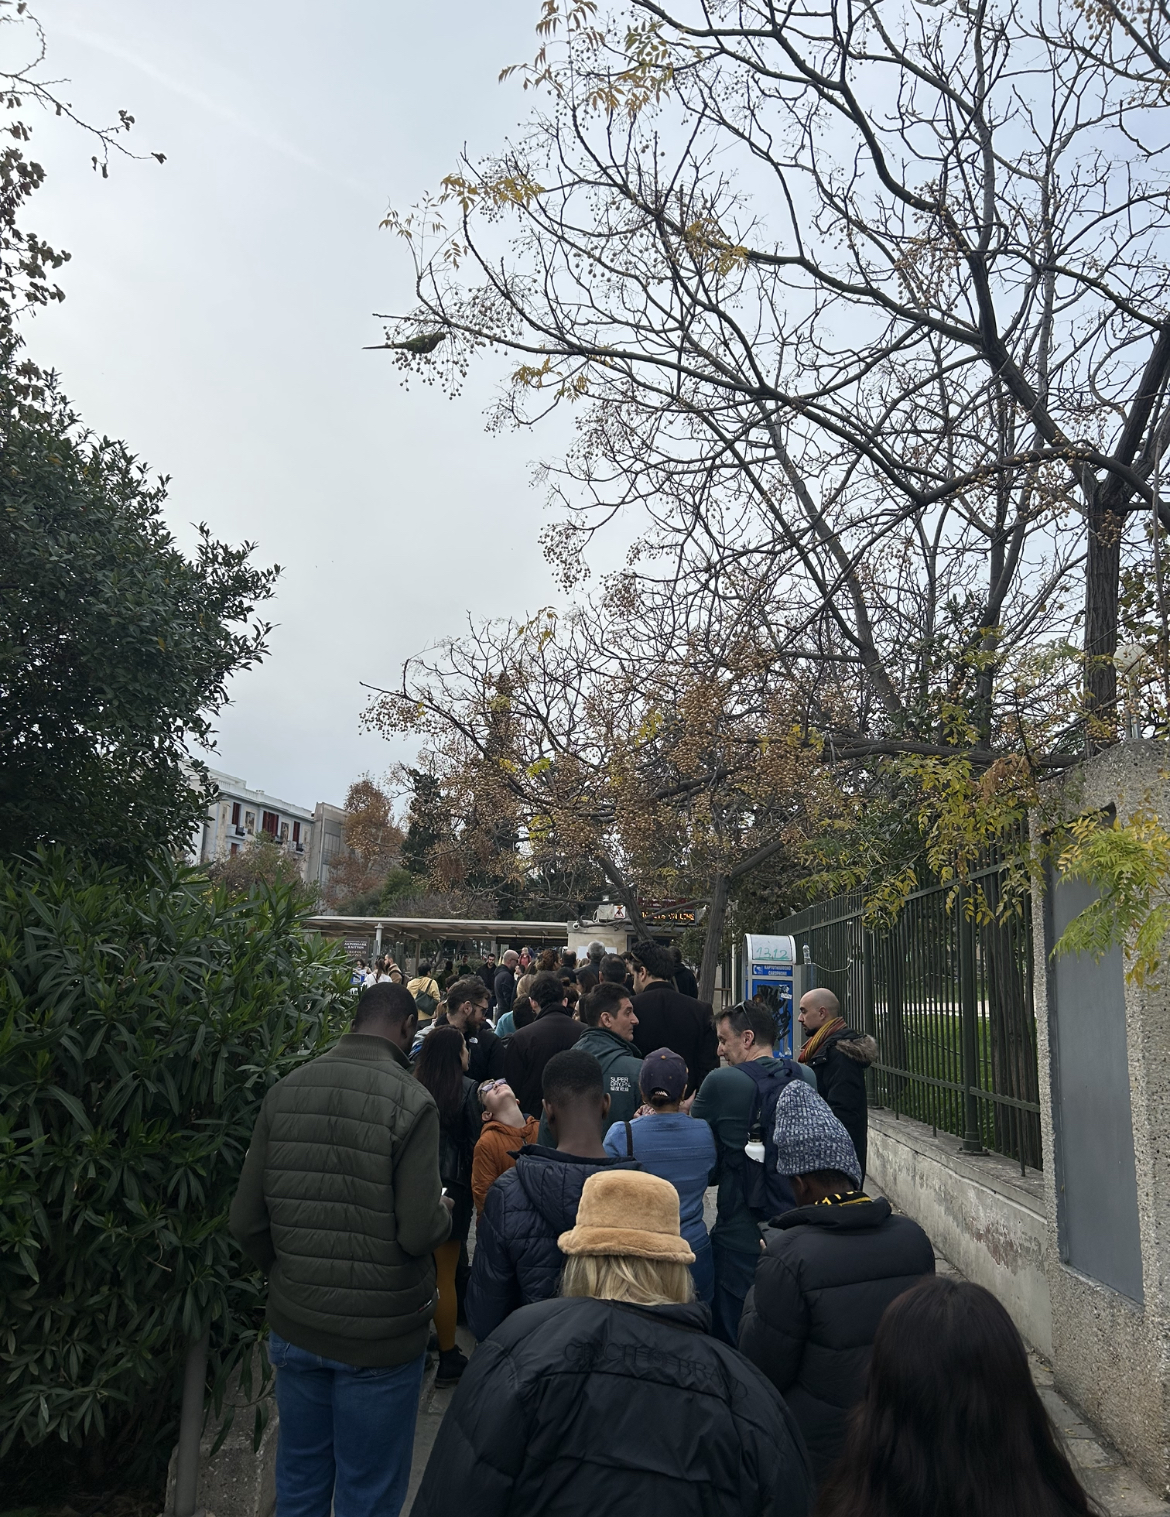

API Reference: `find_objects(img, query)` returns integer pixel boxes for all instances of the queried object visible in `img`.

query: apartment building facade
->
[303,801,348,893]
[194,770,318,881]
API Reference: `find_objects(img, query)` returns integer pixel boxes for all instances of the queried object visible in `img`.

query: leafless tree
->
[378,0,1170,764]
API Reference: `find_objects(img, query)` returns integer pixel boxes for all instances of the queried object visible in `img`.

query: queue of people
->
[231,948,1098,1517]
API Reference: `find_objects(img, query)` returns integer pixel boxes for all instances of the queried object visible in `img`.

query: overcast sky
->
[21,0,585,812]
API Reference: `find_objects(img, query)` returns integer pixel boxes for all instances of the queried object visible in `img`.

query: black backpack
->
[738,1059,801,1221]
[411,978,439,1017]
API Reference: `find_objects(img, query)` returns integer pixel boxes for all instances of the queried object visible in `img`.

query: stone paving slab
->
[1082,1468,1170,1516]
[1031,1366,1168,1512]
[404,1325,476,1514]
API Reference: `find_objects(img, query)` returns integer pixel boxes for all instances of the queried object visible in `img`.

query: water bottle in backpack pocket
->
[739,1060,801,1221]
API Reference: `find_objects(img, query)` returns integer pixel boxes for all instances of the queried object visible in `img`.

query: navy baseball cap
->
[639,1047,688,1102]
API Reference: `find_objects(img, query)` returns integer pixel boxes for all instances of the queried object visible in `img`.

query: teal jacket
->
[691,1056,817,1256]
[537,1025,644,1143]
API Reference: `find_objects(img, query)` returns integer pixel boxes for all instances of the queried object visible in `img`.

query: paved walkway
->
[402,1191,1167,1515]
[404,1322,478,1514]
[1028,1348,1166,1516]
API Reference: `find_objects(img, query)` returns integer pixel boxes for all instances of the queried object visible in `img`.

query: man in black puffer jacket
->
[503,970,584,1118]
[738,1080,935,1483]
[796,988,878,1176]
[466,1048,638,1339]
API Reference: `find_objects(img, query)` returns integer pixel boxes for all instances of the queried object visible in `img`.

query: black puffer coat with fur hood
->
[804,1026,878,1177]
[465,1144,638,1341]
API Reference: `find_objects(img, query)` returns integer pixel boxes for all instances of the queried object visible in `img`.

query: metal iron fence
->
[777,862,1042,1171]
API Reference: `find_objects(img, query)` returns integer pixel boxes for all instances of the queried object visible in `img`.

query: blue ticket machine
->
[744,934,797,1054]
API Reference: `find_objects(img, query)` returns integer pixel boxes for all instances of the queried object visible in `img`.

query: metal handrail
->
[873,1062,1041,1114]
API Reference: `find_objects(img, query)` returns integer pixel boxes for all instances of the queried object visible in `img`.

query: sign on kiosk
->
[744,934,797,1054]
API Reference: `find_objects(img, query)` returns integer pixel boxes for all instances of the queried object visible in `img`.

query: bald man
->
[796,988,877,1178]
[494,950,520,1020]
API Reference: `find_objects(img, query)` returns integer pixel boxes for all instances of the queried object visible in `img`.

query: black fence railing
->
[778,865,1042,1172]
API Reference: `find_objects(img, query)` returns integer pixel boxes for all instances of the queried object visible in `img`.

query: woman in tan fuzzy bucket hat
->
[558,1168,696,1305]
[413,1169,813,1517]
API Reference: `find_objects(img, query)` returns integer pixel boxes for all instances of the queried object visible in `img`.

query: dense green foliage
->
[0,851,351,1479]
[1053,807,1170,987]
[399,767,447,880]
[0,372,277,863]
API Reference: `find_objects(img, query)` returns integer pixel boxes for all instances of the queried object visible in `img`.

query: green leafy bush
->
[0,850,351,1483]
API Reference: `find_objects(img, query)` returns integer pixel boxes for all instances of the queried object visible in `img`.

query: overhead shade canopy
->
[304,915,570,942]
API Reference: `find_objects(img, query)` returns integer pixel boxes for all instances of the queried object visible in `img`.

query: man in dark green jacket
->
[230,982,451,1517]
[575,981,644,1125]
[537,981,644,1143]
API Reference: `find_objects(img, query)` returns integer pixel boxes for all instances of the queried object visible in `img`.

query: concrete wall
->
[867,1109,1052,1358]
[1033,741,1170,1499]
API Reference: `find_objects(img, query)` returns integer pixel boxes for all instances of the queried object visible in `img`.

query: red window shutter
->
[292,821,301,843]
[262,811,278,836]
[231,802,241,826]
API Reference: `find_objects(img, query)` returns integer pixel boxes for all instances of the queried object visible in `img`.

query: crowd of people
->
[231,939,1100,1517]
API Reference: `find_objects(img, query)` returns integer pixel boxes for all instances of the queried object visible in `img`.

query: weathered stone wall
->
[1033,740,1170,1499]
[867,1109,1052,1357]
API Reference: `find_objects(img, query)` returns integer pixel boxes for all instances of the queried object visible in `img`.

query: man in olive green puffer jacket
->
[230,981,452,1517]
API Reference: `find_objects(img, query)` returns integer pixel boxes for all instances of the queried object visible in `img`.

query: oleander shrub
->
[0,850,350,1486]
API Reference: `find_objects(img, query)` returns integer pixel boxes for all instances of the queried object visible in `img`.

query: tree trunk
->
[598,851,648,937]
[697,871,730,1005]
[83,1424,106,1487]
[1084,500,1124,751]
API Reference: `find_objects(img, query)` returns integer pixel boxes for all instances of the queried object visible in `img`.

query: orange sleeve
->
[472,1121,540,1216]
[472,1128,505,1217]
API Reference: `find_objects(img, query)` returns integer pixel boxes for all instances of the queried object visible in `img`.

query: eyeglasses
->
[478,1078,509,1096]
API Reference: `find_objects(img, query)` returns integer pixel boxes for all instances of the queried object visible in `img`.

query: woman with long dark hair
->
[414,1025,478,1386]
[816,1276,1100,1517]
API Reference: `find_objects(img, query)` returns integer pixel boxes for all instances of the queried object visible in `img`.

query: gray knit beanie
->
[772,1078,862,1187]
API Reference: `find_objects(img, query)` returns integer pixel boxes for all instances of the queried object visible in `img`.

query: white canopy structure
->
[304,915,571,962]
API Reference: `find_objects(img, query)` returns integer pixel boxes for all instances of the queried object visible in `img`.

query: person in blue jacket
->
[603,1047,717,1302]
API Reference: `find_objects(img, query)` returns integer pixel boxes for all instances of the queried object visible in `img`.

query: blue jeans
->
[711,1243,759,1346]
[267,1331,425,1517]
[689,1238,715,1305]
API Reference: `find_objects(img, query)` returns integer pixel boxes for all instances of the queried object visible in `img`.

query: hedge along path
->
[0,849,352,1481]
